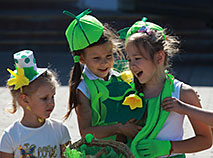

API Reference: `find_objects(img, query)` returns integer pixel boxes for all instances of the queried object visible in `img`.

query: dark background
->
[0,0,213,86]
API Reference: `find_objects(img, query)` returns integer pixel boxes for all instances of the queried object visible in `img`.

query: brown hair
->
[64,24,123,120]
[8,70,58,113]
[125,29,180,92]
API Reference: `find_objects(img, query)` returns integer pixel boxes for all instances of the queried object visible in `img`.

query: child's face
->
[27,83,55,120]
[81,42,114,80]
[126,43,157,84]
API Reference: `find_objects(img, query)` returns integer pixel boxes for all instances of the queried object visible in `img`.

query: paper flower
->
[120,71,133,84]
[122,94,143,110]
[7,68,29,90]
[138,25,151,35]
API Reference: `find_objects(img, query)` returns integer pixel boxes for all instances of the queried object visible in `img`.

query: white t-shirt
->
[0,118,71,158]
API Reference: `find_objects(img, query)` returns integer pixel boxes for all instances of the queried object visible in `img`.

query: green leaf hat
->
[64,9,104,52]
[118,17,166,40]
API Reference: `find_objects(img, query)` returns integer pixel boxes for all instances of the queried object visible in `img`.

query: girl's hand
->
[161,97,186,114]
[119,119,142,140]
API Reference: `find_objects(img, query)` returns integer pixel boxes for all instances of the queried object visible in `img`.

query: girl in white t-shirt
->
[0,50,71,158]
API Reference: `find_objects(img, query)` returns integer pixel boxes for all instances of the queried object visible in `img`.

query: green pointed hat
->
[64,9,104,52]
[118,17,166,40]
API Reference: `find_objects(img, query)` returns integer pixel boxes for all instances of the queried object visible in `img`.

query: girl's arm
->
[171,83,212,153]
[76,90,141,139]
[0,152,13,158]
[162,96,213,126]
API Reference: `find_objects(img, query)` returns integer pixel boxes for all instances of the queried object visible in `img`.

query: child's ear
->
[80,54,85,64]
[155,50,165,65]
[18,94,30,107]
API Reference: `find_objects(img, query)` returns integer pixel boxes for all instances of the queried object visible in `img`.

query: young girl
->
[63,9,144,141]
[121,17,212,157]
[0,50,71,158]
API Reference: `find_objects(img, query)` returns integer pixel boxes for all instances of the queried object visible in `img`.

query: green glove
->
[136,139,171,158]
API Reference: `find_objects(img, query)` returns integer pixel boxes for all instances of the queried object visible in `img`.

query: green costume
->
[64,9,146,140]
[118,17,185,157]
[83,71,146,140]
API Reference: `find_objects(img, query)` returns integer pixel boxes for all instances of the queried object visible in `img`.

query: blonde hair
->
[125,29,180,68]
[8,70,58,114]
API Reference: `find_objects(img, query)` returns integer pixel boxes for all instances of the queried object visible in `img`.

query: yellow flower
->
[122,94,143,110]
[120,70,133,84]
[7,68,29,90]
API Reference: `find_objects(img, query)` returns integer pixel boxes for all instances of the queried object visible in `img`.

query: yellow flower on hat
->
[120,70,133,84]
[7,68,29,90]
[122,94,143,110]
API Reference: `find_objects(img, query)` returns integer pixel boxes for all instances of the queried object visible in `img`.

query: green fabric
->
[64,9,104,52]
[118,17,166,40]
[83,73,146,124]
[103,81,146,124]
[170,154,186,158]
[83,73,111,126]
[130,71,175,158]
[83,72,146,140]
[136,139,171,158]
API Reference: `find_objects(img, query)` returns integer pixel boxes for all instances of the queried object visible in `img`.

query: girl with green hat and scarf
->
[119,17,212,157]
[63,9,147,143]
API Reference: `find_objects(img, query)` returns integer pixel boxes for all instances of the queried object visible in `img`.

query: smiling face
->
[81,42,114,81]
[126,42,157,84]
[27,83,56,120]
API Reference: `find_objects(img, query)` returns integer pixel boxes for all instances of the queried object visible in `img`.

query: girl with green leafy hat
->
[0,50,71,158]
[119,17,212,157]
[63,9,147,143]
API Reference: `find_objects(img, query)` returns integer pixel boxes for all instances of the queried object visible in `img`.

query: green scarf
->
[130,71,175,157]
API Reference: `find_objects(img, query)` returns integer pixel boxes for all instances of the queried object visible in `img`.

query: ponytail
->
[7,96,17,114]
[64,52,82,120]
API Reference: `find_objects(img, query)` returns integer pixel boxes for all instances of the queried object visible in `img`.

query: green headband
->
[118,17,166,40]
[64,9,104,52]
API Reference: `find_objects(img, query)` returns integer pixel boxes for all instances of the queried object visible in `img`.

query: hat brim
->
[10,68,47,83]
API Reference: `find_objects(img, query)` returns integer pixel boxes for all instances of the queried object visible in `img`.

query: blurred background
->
[0,0,213,86]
